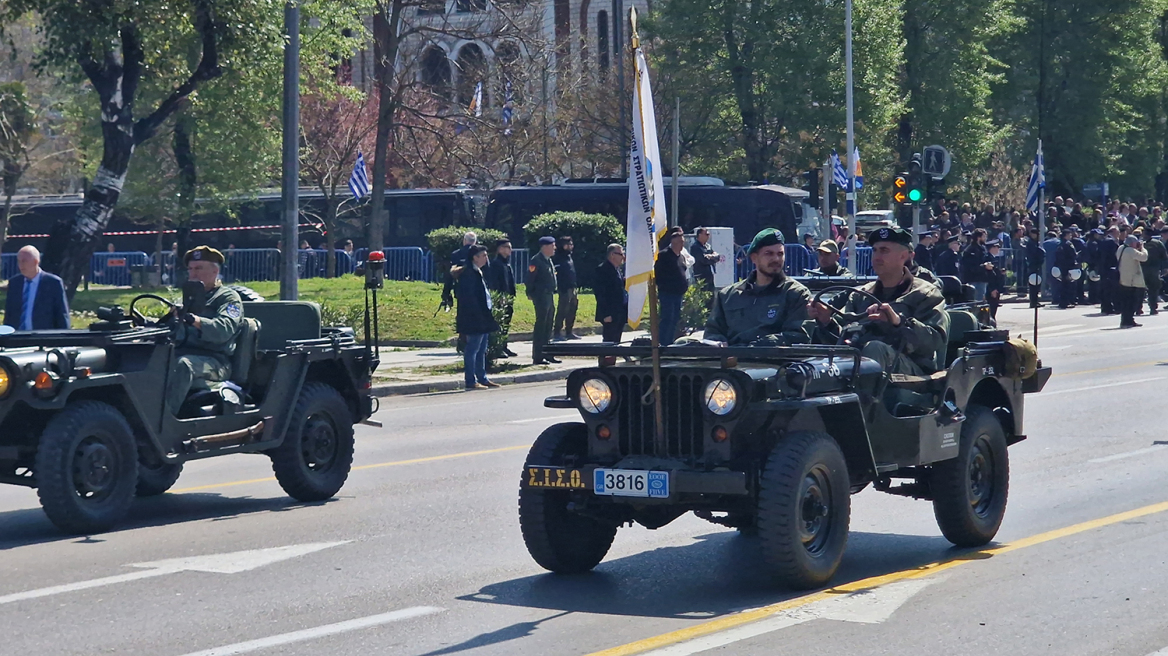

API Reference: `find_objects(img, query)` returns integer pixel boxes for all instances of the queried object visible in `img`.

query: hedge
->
[522,212,625,289]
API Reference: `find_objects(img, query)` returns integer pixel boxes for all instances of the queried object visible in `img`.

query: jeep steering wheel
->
[812,286,885,320]
[129,294,179,327]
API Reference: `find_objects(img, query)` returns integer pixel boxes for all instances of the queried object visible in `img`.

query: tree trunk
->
[173,112,199,286]
[723,1,766,182]
[369,0,405,251]
[324,198,339,278]
[0,173,15,251]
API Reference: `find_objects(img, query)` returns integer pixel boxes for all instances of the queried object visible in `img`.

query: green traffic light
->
[907,188,924,202]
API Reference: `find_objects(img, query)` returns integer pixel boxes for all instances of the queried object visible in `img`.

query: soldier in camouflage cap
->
[164,246,245,413]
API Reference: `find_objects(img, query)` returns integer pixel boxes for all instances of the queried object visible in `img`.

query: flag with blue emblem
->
[501,80,514,136]
[1026,140,1045,213]
[348,151,369,200]
[830,150,848,188]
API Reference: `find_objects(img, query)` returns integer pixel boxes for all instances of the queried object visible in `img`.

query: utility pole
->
[281,0,300,301]
[671,96,679,228]
[844,0,857,265]
[615,0,627,179]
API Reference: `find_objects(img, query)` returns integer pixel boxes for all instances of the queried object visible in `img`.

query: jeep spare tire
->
[35,401,139,534]
[757,431,851,590]
[519,423,617,573]
[270,382,355,502]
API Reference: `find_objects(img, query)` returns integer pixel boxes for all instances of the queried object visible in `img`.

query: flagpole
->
[1037,139,1045,237]
[844,0,857,264]
[629,9,666,449]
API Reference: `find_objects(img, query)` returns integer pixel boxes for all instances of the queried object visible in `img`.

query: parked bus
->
[5,187,485,253]
[484,178,808,248]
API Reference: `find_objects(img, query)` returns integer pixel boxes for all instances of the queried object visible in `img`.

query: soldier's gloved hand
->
[182,311,197,326]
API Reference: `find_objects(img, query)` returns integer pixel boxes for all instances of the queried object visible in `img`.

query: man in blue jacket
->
[5,246,70,330]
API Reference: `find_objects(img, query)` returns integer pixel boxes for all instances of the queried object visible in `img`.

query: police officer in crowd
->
[808,227,949,378]
[805,240,854,278]
[1098,226,1121,315]
[1085,228,1104,305]
[164,246,244,414]
[703,229,811,346]
[594,244,628,344]
[934,234,961,277]
[689,227,721,291]
[485,238,518,357]
[986,239,1005,320]
[552,236,580,341]
[1052,228,1080,309]
[1137,227,1167,315]
[1070,227,1088,304]
[527,236,560,364]
[914,232,936,272]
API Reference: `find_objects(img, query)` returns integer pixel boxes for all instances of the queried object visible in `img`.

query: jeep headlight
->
[704,379,738,415]
[579,378,613,414]
[0,367,10,398]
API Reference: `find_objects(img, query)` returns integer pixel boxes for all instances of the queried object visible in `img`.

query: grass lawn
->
[3,276,612,343]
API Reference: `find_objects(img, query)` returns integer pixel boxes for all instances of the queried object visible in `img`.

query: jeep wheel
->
[519,423,616,574]
[931,405,1009,547]
[757,431,850,590]
[35,401,139,534]
[136,461,183,497]
[270,382,354,502]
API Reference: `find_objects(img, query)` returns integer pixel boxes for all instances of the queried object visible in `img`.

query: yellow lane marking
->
[1057,359,1165,378]
[169,445,531,494]
[585,499,1168,656]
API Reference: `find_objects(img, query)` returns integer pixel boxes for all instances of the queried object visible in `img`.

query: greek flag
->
[501,80,513,135]
[1026,140,1045,213]
[348,151,369,200]
[830,150,848,188]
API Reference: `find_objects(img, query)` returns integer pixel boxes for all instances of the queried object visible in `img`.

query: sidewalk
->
[371,329,647,396]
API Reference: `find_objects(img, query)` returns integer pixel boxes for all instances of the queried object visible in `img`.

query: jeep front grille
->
[614,372,705,462]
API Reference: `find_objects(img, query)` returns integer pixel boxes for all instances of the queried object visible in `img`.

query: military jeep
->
[0,286,382,535]
[518,284,1051,589]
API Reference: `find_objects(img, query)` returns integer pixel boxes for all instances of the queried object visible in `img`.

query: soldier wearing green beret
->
[808,227,949,377]
[164,246,245,413]
[703,229,812,346]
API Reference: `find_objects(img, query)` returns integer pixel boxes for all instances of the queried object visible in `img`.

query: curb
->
[371,367,573,397]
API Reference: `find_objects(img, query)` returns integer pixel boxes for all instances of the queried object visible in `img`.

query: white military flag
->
[624,29,668,329]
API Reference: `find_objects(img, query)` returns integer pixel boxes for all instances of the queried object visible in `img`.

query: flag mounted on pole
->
[348,151,369,200]
[1026,140,1045,213]
[830,150,848,188]
[471,81,483,118]
[851,147,864,190]
[624,8,668,330]
[501,79,514,135]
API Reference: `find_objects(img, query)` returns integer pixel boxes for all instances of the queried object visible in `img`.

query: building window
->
[456,0,487,12]
[421,46,452,100]
[597,11,609,75]
[455,43,487,108]
[417,0,445,14]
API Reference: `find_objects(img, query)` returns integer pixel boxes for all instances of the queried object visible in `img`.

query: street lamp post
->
[281,1,300,301]
[844,0,856,264]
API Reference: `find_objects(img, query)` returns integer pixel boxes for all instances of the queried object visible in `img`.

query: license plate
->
[594,469,669,498]
[525,466,589,490]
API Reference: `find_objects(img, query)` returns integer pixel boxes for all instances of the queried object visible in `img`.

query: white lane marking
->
[641,579,935,656]
[1041,328,1111,338]
[1036,324,1085,334]
[176,606,445,656]
[1089,445,1168,464]
[1036,377,1166,398]
[1036,345,1072,350]
[507,414,580,424]
[1144,647,1168,655]
[0,542,348,606]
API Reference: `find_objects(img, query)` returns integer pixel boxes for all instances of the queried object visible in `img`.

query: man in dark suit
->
[594,244,628,344]
[5,245,70,330]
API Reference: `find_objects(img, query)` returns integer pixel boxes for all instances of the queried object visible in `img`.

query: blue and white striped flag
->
[830,150,848,188]
[348,151,369,200]
[1026,140,1045,213]
[501,80,513,135]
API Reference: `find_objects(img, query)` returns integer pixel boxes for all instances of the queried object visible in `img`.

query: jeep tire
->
[519,423,617,573]
[35,401,139,534]
[931,404,1009,547]
[135,461,183,497]
[270,382,354,502]
[757,431,850,590]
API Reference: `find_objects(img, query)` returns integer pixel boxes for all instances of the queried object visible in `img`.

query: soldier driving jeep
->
[807,226,950,377]
[164,246,245,414]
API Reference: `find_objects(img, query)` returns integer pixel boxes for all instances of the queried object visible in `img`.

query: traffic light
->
[893,173,910,205]
[907,153,926,204]
[802,168,821,206]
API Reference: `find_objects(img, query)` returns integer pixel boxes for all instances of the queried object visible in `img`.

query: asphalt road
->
[4,302,1168,656]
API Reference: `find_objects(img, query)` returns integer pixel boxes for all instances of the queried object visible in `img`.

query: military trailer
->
[0,260,387,534]
[518,285,1051,589]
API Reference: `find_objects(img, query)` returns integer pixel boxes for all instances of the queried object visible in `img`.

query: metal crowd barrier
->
[734,244,875,280]
[91,251,151,286]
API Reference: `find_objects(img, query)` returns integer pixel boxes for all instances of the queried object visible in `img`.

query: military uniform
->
[703,274,811,345]
[1141,237,1167,313]
[527,240,558,364]
[165,247,245,412]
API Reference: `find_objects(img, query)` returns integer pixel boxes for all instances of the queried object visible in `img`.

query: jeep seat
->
[230,317,261,386]
[940,309,980,370]
[243,301,321,351]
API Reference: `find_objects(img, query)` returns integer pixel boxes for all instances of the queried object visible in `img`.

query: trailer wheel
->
[35,401,139,534]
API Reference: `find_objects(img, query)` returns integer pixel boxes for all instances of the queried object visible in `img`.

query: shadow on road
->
[0,493,334,551]
[457,529,956,625]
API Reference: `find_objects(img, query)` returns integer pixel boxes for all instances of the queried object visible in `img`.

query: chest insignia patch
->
[767,308,777,319]
[529,265,537,273]
[225,302,242,319]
